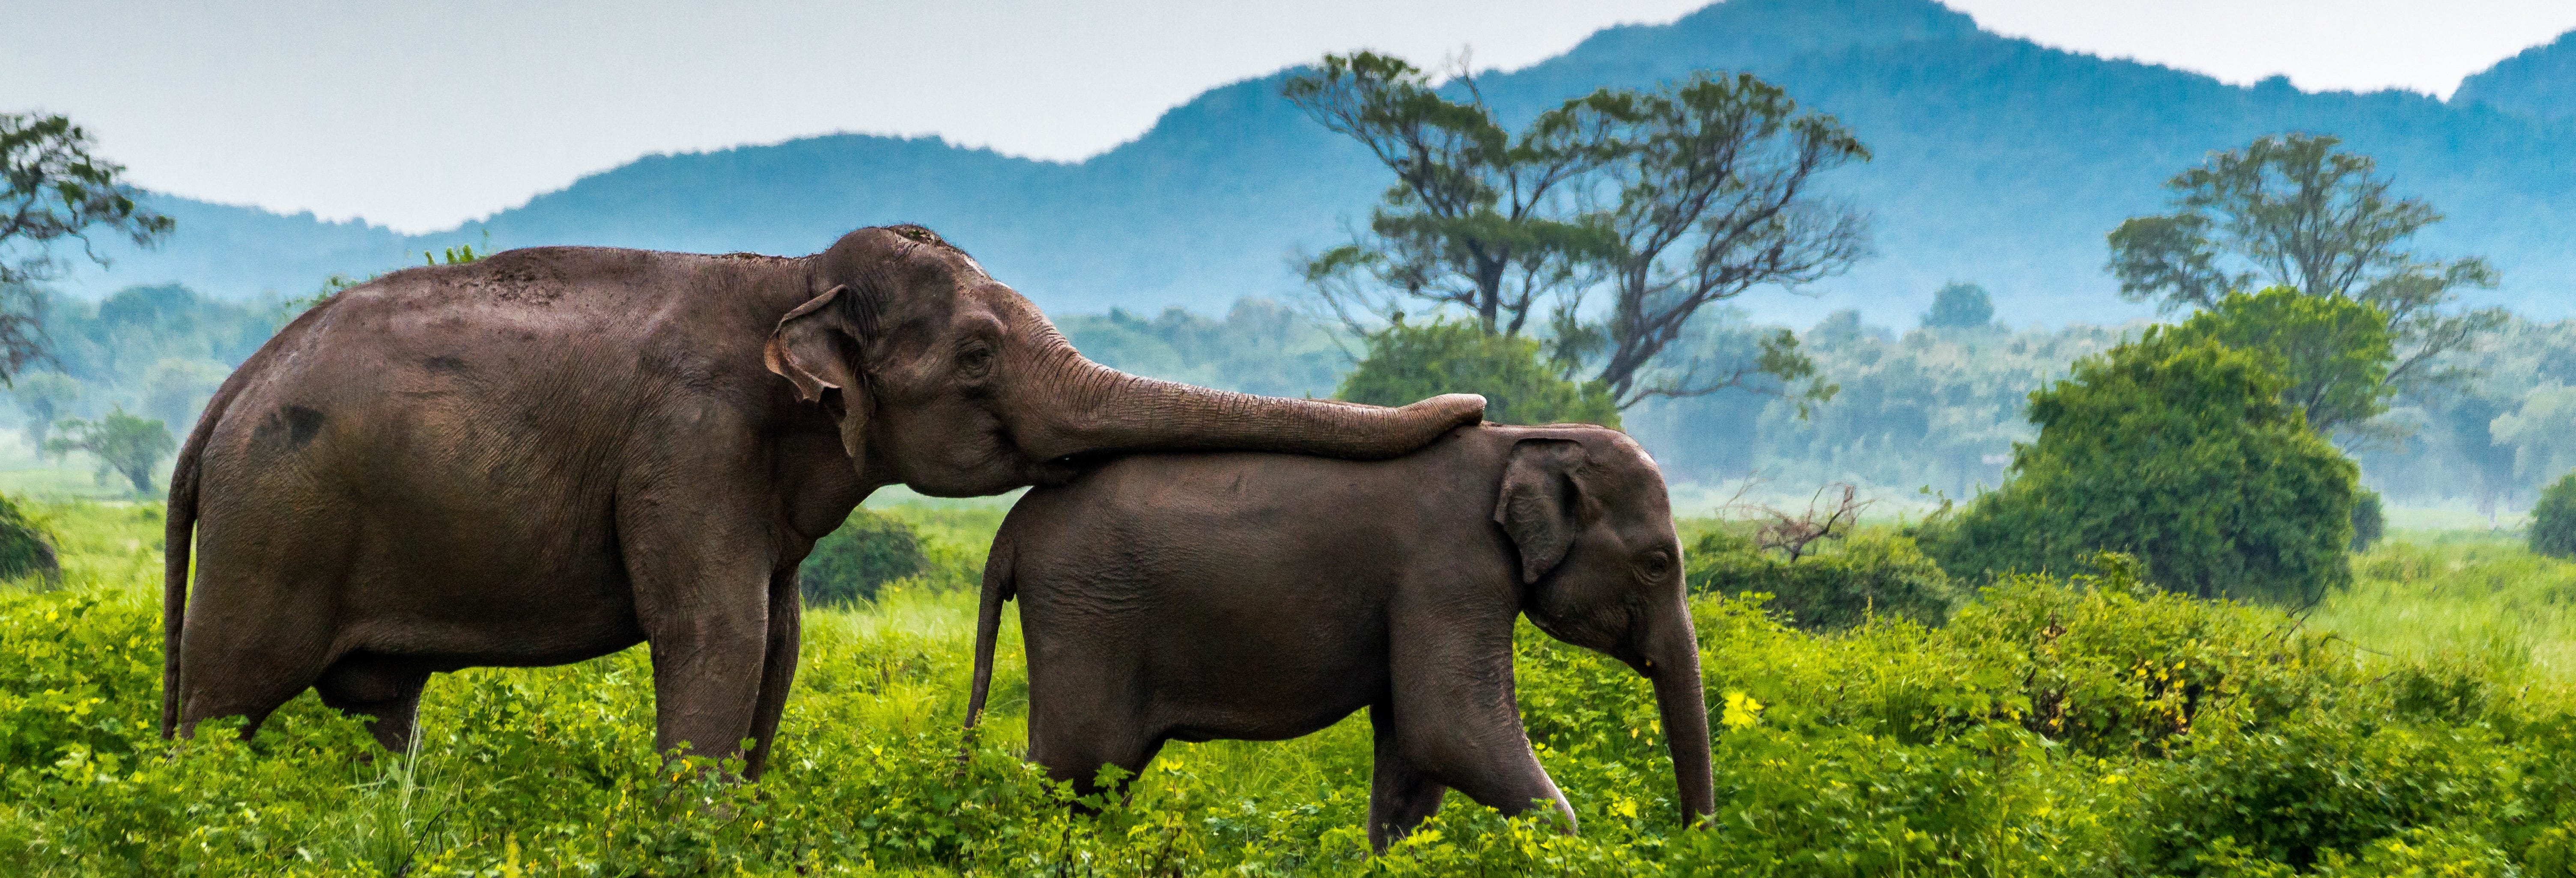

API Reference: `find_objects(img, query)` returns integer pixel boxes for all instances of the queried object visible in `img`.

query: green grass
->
[8,501,2576,874]
[2308,532,2576,685]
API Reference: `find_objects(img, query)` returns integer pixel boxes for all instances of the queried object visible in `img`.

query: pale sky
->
[12,0,2575,234]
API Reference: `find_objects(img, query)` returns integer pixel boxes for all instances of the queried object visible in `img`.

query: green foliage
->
[1337,319,1620,427]
[1923,330,2358,605]
[4,506,2576,874]
[799,509,926,607]
[1921,281,1996,329]
[2492,383,2576,489]
[2167,286,2395,438]
[44,407,176,496]
[0,493,56,583]
[9,370,78,449]
[1056,300,1349,399]
[2106,133,2506,397]
[1,113,173,386]
[1685,525,1963,630]
[2535,471,2576,560]
[2350,488,2385,552]
[1627,309,2132,495]
[1289,53,1865,409]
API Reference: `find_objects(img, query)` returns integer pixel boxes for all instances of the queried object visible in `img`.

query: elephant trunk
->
[1012,338,1485,461]
[1642,598,1716,824]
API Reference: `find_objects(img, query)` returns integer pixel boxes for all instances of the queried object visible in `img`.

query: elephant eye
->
[957,345,996,379]
[1640,550,1674,577]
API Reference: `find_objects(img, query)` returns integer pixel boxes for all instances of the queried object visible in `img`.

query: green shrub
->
[2535,470,2576,559]
[1924,330,2358,606]
[1685,527,1963,630]
[0,494,57,583]
[799,509,925,605]
[1336,319,1619,427]
[2350,487,2385,551]
[6,500,2576,875]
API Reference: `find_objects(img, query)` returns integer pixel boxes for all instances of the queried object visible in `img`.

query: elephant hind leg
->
[315,652,434,753]
[1368,702,1449,853]
[174,641,330,744]
[1026,713,1165,805]
[172,598,336,744]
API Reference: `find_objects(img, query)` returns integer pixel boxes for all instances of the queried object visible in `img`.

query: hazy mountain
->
[2455,29,2576,124]
[61,0,2576,327]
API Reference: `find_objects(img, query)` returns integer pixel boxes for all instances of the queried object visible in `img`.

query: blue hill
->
[60,0,2576,327]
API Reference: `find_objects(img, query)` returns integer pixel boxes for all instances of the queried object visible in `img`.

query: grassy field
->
[2309,530,2576,685]
[4,499,2576,875]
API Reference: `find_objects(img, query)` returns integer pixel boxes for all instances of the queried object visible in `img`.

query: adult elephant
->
[161,224,1482,777]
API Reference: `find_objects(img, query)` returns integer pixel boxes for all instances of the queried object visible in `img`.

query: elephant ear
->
[1495,438,1594,584]
[764,285,872,461]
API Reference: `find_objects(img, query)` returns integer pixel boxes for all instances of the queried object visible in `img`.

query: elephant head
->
[766,225,1485,496]
[1494,434,1717,825]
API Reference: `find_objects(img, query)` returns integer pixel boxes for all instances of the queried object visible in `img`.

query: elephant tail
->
[964,533,1016,734]
[161,378,230,739]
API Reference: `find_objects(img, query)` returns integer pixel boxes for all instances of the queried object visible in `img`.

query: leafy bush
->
[1923,330,2358,606]
[2535,470,2576,559]
[0,493,57,583]
[4,503,2575,875]
[798,509,925,606]
[2351,487,2385,551]
[1685,526,1963,630]
[1337,319,1620,427]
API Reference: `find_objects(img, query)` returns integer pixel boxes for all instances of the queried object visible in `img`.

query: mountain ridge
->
[57,0,2576,327]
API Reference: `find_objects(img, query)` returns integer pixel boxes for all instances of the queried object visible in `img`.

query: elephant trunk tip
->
[1418,393,1487,428]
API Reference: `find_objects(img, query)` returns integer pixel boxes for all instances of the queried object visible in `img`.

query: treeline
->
[8,280,2573,512]
[7,286,286,453]
[1063,295,2576,512]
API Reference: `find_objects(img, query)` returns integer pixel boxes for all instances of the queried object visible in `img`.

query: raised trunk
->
[1013,345,1485,461]
[1645,601,1716,824]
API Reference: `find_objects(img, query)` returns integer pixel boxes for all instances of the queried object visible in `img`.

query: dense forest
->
[54,0,2576,332]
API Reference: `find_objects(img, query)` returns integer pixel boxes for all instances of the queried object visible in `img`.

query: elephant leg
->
[1367,701,1449,853]
[1024,679,1163,802]
[1031,732,1166,805]
[1386,608,1577,834]
[172,573,337,743]
[315,652,433,752]
[740,568,802,780]
[620,484,776,768]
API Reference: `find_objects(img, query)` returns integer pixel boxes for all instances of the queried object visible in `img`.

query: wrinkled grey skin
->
[964,424,1715,851]
[161,224,1484,777]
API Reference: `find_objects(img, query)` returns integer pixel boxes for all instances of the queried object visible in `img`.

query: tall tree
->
[1285,53,1613,337]
[1562,71,1871,407]
[46,407,175,496]
[1290,57,1866,411]
[2106,133,2503,396]
[2166,286,2394,439]
[2,113,173,384]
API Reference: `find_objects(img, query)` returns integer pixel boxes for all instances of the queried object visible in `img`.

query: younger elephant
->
[963,424,1715,851]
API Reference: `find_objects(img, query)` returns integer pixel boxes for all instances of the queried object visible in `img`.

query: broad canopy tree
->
[2107,133,2503,403]
[1288,54,1865,411]
[46,407,176,496]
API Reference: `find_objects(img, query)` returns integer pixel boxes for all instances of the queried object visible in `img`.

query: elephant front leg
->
[622,484,779,770]
[741,568,802,780]
[1386,611,1578,836]
[1367,701,1449,853]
